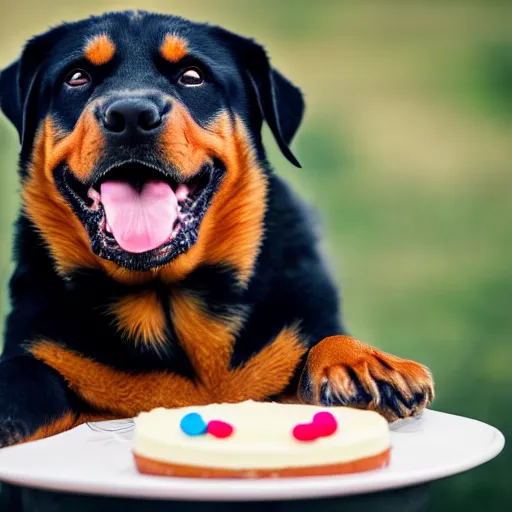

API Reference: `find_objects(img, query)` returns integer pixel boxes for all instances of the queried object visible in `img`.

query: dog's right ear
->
[0,60,23,136]
[211,27,304,168]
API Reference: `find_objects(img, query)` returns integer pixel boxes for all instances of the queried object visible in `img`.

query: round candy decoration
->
[207,420,234,439]
[313,411,338,437]
[292,423,317,442]
[292,411,339,442]
[180,412,208,437]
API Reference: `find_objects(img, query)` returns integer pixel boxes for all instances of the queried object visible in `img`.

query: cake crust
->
[133,448,391,478]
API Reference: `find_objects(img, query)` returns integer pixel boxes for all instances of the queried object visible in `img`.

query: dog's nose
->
[102,98,165,135]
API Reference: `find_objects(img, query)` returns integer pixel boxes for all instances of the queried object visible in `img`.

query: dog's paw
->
[298,335,434,422]
[0,418,30,448]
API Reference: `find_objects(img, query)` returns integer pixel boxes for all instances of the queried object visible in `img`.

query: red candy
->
[313,412,338,437]
[292,423,317,442]
[207,420,234,439]
[293,411,338,442]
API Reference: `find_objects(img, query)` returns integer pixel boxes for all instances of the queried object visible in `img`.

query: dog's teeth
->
[175,184,190,202]
[87,187,101,209]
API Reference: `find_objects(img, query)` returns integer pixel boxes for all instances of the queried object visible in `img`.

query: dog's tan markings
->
[109,290,167,350]
[54,113,104,183]
[23,412,79,444]
[160,107,267,286]
[169,290,243,392]
[201,119,267,285]
[170,289,305,401]
[30,113,105,182]
[23,117,99,274]
[84,34,116,66]
[299,335,435,422]
[24,115,155,282]
[101,264,158,286]
[159,102,222,178]
[27,323,304,430]
[160,34,188,63]
[220,324,307,402]
[29,341,208,418]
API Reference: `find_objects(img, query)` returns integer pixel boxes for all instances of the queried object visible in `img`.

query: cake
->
[133,401,391,478]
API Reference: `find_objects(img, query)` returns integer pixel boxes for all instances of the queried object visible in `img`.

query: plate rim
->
[0,410,505,502]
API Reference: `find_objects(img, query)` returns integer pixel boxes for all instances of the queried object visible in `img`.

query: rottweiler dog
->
[0,11,434,447]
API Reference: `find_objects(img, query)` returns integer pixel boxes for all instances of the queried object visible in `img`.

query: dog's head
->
[0,11,303,282]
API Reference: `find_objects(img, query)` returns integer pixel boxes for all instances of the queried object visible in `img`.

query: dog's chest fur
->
[26,266,307,416]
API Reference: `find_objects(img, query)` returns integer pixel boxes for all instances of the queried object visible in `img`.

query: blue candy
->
[180,412,207,436]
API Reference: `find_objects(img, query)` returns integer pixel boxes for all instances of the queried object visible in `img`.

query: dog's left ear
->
[0,60,23,136]
[214,28,304,168]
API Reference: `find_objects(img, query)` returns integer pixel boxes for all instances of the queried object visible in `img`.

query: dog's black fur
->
[0,11,432,447]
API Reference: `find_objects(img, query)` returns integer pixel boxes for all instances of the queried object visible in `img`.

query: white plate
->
[0,410,504,501]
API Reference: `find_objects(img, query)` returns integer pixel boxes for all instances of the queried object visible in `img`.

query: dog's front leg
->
[298,335,434,422]
[0,356,78,448]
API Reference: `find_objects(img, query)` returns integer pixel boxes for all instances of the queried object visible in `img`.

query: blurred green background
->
[0,0,510,510]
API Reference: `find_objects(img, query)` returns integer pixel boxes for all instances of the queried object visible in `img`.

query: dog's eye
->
[65,69,91,87]
[178,68,204,87]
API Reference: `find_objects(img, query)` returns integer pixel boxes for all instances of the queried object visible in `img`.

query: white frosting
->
[133,401,390,470]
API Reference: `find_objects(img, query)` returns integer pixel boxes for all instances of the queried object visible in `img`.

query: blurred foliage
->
[473,42,512,120]
[0,0,510,510]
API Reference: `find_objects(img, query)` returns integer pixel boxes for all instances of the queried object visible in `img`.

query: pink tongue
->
[100,180,179,254]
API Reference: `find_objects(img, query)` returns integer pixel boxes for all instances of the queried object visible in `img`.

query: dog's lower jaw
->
[54,161,226,272]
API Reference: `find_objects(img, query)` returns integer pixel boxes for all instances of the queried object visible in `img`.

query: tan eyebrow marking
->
[160,34,189,63]
[84,34,116,66]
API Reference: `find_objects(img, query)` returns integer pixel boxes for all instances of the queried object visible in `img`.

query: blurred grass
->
[0,1,511,510]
